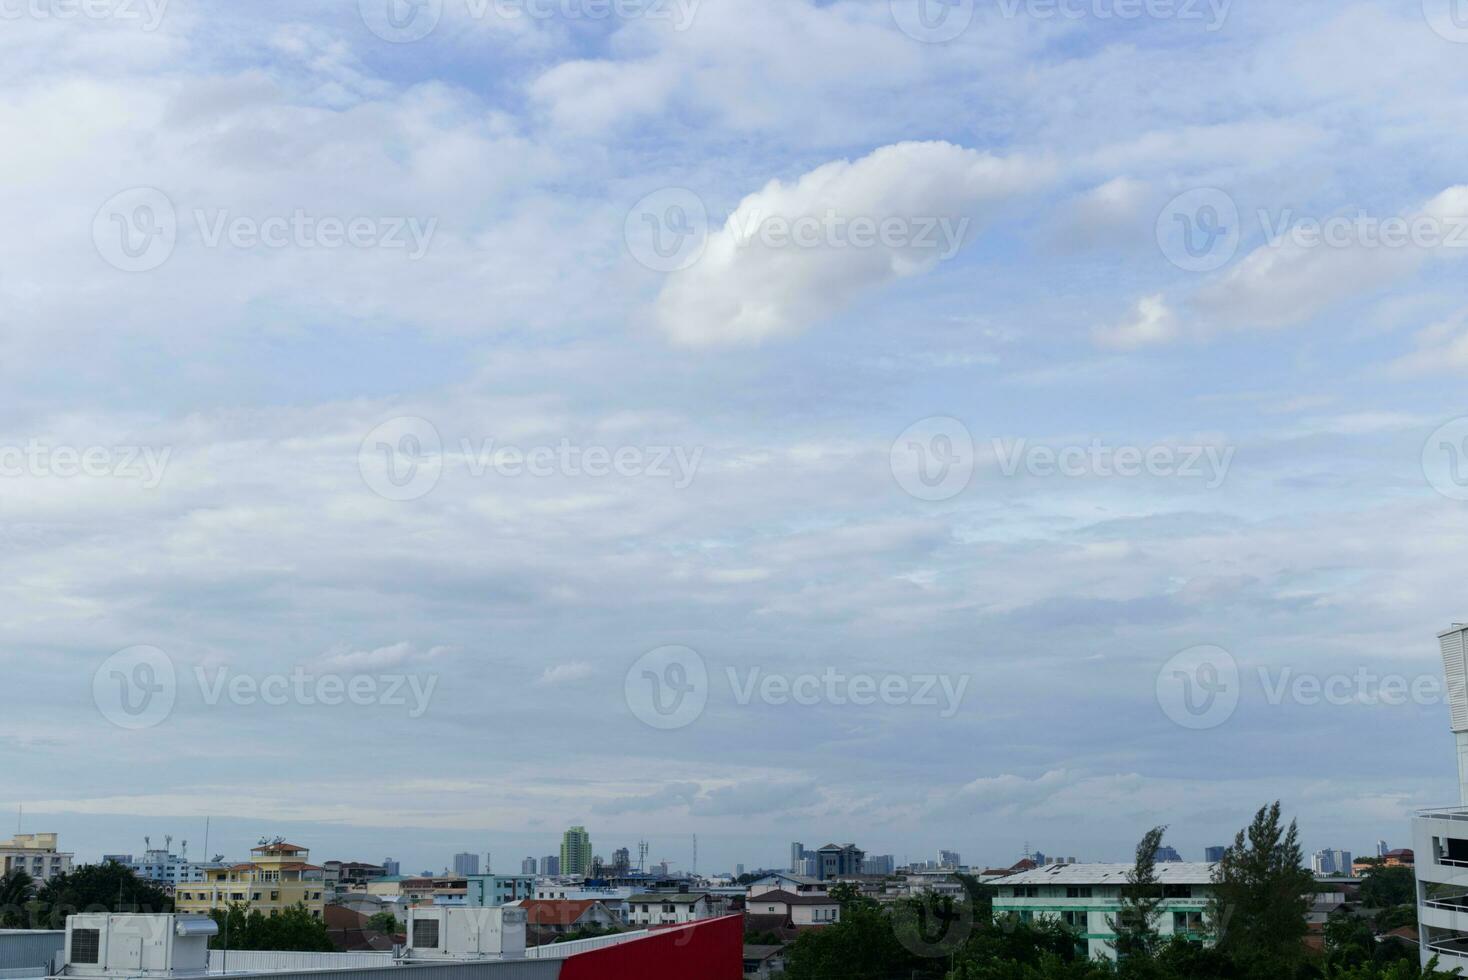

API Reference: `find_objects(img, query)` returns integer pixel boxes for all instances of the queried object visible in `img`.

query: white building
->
[991,862,1217,962]
[624,892,720,926]
[0,835,74,883]
[746,873,828,898]
[1413,624,1468,971]
[743,890,840,926]
[124,846,224,886]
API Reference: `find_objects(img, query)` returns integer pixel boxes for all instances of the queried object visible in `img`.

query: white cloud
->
[1093,294,1178,350]
[652,141,1049,346]
[536,661,596,685]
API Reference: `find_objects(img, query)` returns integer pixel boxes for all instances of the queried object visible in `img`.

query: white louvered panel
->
[1441,628,1468,732]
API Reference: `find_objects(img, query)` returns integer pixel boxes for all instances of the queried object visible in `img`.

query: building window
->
[71,930,101,965]
[1065,887,1092,898]
[1162,885,1192,899]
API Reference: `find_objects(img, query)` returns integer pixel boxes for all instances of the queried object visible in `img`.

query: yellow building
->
[175,841,326,919]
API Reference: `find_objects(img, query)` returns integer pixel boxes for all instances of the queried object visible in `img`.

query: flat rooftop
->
[998,862,1218,886]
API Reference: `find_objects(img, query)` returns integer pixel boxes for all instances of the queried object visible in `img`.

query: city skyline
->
[5,0,1468,888]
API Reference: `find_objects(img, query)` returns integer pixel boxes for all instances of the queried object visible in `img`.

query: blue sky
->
[4,0,1468,875]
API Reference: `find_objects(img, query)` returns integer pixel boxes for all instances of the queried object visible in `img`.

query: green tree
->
[209,903,333,952]
[1206,802,1314,980]
[1110,826,1167,961]
[32,863,173,928]
[0,871,35,928]
[1358,865,1416,910]
[364,911,401,934]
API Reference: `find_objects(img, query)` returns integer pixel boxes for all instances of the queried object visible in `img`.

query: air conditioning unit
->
[61,915,218,977]
[399,907,526,960]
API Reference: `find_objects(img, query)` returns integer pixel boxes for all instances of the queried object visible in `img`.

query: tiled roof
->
[518,899,604,926]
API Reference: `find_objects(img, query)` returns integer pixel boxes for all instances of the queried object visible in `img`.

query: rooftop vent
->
[58,915,217,978]
[398,907,525,961]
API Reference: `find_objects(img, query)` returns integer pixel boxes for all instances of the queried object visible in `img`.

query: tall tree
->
[1206,802,1314,979]
[32,864,173,929]
[1110,825,1167,960]
[0,871,36,928]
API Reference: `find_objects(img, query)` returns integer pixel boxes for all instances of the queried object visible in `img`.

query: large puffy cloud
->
[652,142,1050,346]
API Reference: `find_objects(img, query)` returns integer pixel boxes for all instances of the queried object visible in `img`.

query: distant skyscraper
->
[863,854,896,875]
[1204,847,1226,863]
[540,855,560,876]
[790,842,804,873]
[453,852,480,876]
[1311,849,1352,875]
[521,856,537,875]
[736,864,745,877]
[561,826,592,876]
[1377,840,1389,858]
[612,847,631,875]
[938,849,961,868]
[382,858,400,876]
[1155,846,1183,863]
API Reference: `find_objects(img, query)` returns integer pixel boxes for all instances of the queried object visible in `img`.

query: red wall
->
[556,915,743,980]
